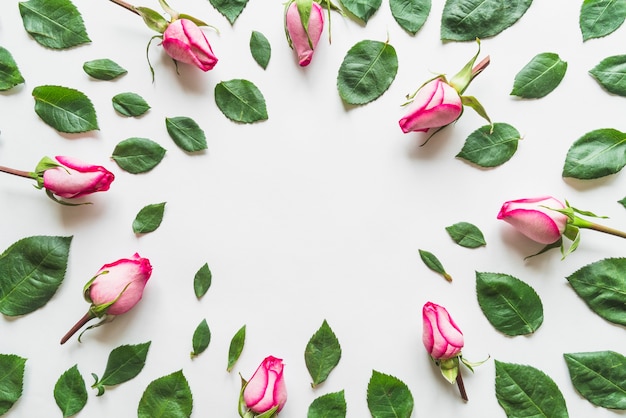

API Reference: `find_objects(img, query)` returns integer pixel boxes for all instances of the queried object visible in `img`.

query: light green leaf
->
[92,342,151,396]
[111,137,166,174]
[367,370,414,418]
[137,370,193,418]
[194,263,212,299]
[0,47,25,91]
[0,354,26,416]
[418,249,452,282]
[305,320,342,387]
[54,364,87,417]
[214,79,268,124]
[562,128,626,179]
[32,85,98,133]
[476,272,543,336]
[112,92,150,117]
[136,6,169,33]
[337,40,398,105]
[511,52,567,98]
[208,0,250,24]
[83,58,127,80]
[341,0,382,22]
[456,123,521,168]
[390,0,431,34]
[250,31,271,69]
[191,319,211,358]
[564,351,626,409]
[0,235,72,316]
[133,202,166,234]
[445,222,486,248]
[566,258,626,326]
[307,390,346,418]
[580,0,626,41]
[589,54,626,96]
[227,325,246,372]
[18,0,90,49]
[165,116,207,152]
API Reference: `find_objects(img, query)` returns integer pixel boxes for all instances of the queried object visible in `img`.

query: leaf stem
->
[456,367,468,402]
[60,311,95,344]
[0,165,32,179]
[108,0,140,15]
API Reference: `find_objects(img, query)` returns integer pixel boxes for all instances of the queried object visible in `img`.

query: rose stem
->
[587,222,626,239]
[471,56,490,78]
[0,165,32,179]
[456,367,468,402]
[60,312,94,345]
[108,0,140,16]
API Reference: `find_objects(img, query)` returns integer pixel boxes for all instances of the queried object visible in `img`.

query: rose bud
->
[399,78,463,133]
[60,253,152,344]
[241,356,287,416]
[162,18,218,71]
[422,301,464,360]
[497,196,568,244]
[285,1,324,66]
[40,156,115,199]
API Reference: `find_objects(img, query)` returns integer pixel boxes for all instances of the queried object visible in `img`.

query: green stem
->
[60,311,95,345]
[0,165,32,179]
[108,0,140,15]
[456,366,468,402]
[572,217,626,239]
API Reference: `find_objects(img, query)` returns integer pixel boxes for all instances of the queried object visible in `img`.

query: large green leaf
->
[165,116,207,152]
[0,47,25,91]
[308,390,346,418]
[32,85,98,133]
[54,364,87,417]
[92,342,151,396]
[208,0,250,24]
[367,370,413,418]
[0,235,72,316]
[390,0,431,34]
[341,0,382,23]
[511,52,567,98]
[0,354,26,416]
[133,202,166,234]
[580,0,626,41]
[564,351,626,409]
[18,0,90,49]
[456,123,521,167]
[214,79,268,124]
[137,370,193,418]
[562,128,626,179]
[445,222,486,248]
[111,137,167,174]
[590,54,626,96]
[305,320,342,387]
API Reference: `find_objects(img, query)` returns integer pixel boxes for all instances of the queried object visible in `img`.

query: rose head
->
[285,1,324,66]
[162,19,218,71]
[422,302,464,360]
[42,156,114,199]
[497,196,568,244]
[399,78,463,133]
[243,356,287,414]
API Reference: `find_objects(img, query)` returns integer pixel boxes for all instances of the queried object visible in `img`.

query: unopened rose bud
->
[40,156,115,199]
[422,301,464,360]
[497,196,568,244]
[162,19,218,71]
[399,78,463,134]
[241,356,287,416]
[285,1,324,66]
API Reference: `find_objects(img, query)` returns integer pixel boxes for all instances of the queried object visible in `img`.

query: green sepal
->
[77,315,114,343]
[178,14,217,32]
[158,0,178,20]
[146,35,162,83]
[256,405,279,418]
[136,7,169,33]
[461,95,491,127]
[45,189,89,206]
[403,75,446,105]
[89,282,132,318]
[238,374,249,418]
[32,156,60,187]
[460,354,490,372]
[91,373,105,396]
[524,238,562,260]
[560,225,581,259]
[82,271,108,304]
[296,0,314,48]
[449,39,481,94]
[437,357,459,384]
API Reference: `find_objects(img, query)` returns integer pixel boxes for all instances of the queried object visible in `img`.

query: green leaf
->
[564,351,626,409]
[390,0,431,34]
[136,6,169,33]
[418,249,452,282]
[18,0,90,49]
[440,0,533,41]
[495,360,568,418]
[476,272,543,336]
[112,92,151,117]
[0,354,26,416]
[305,320,342,387]
[511,52,567,98]
[341,0,382,22]
[214,79,268,124]
[92,342,151,396]
[83,58,127,81]
[32,85,98,133]
[208,0,250,23]
[0,47,25,91]
[445,222,486,248]
[133,202,166,234]
[580,0,626,41]
[566,258,626,326]
[165,116,207,152]
[137,370,193,418]
[54,364,87,417]
[619,196,626,208]
[367,370,414,418]
[191,319,211,358]
[307,390,347,418]
[562,128,626,179]
[0,235,72,316]
[250,31,271,69]
[111,137,166,174]
[337,40,398,105]
[456,123,521,168]
[589,54,626,96]
[193,263,212,299]
[227,325,246,372]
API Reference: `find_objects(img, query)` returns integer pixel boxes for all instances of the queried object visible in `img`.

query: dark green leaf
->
[565,351,626,409]
[0,47,25,91]
[367,370,414,418]
[619,197,626,208]
[92,342,151,396]
[337,40,398,105]
[562,128,626,179]
[165,116,207,152]
[341,0,382,22]
[111,137,166,174]
[589,54,626,96]
[214,79,268,123]
[54,364,87,417]
[112,92,150,117]
[390,0,431,34]
[193,263,212,299]
[208,0,250,24]
[0,235,72,316]
[137,370,193,418]
[511,52,567,98]
[191,319,211,357]
[566,258,626,326]
[445,222,486,248]
[83,58,127,80]
[0,354,25,416]
[250,31,271,69]
[227,325,246,372]
[456,123,521,168]
[418,249,451,281]
[476,272,543,336]
[580,0,626,41]
[32,85,98,133]
[441,0,533,41]
[308,390,347,418]
[133,202,166,234]
[305,320,342,387]
[18,0,90,49]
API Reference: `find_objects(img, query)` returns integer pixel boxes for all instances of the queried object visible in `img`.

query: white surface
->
[1,0,626,417]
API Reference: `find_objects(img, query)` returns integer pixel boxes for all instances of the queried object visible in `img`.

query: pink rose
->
[42,156,114,199]
[399,78,463,133]
[497,196,568,244]
[162,19,218,71]
[285,1,324,66]
[422,302,464,360]
[243,356,288,414]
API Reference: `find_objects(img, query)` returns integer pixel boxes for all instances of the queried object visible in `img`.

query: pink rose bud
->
[42,156,114,199]
[162,18,218,71]
[243,356,288,414]
[285,1,324,66]
[422,302,464,360]
[399,78,463,133]
[497,196,568,244]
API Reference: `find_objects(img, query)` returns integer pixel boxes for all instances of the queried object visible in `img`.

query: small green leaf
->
[511,52,567,98]
[564,351,626,409]
[208,0,250,24]
[390,0,431,34]
[305,320,342,387]
[589,54,626,96]
[193,263,212,298]
[495,360,569,418]
[111,137,166,174]
[0,354,26,416]
[619,197,626,208]
[227,325,246,372]
[92,342,151,396]
[165,116,207,152]
[341,0,382,22]
[250,31,271,69]
[54,364,87,417]
[307,390,346,418]
[112,92,151,117]
[214,79,268,123]
[191,319,211,358]
[133,202,166,234]
[580,0,626,41]
[456,123,521,168]
[83,58,127,80]
[418,249,452,282]
[337,40,398,105]
[18,0,90,49]
[0,47,25,91]
[476,272,543,336]
[137,370,193,418]
[562,128,626,179]
[0,235,72,316]
[32,85,98,133]
[445,222,486,248]
[367,370,414,418]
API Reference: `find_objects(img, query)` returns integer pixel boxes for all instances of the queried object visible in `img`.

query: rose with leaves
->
[239,356,287,417]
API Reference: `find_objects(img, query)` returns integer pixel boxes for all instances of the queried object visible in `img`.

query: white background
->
[1,0,626,417]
